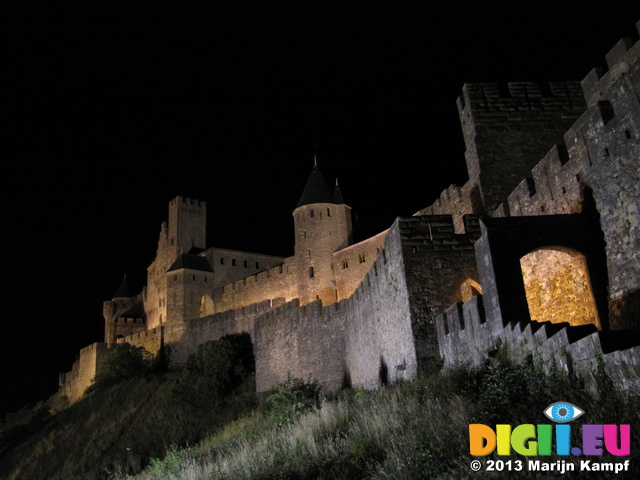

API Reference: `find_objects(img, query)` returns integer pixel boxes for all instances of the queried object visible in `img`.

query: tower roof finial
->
[313,141,317,166]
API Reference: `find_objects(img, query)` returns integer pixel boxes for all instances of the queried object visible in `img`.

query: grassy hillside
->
[120,359,640,480]
[0,336,256,480]
[2,343,638,480]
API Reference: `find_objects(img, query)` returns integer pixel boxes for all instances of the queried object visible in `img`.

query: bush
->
[173,333,255,409]
[261,373,322,426]
[86,343,152,394]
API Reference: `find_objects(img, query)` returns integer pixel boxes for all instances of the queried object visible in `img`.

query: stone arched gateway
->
[475,215,610,331]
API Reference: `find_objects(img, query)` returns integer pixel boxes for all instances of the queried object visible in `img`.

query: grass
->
[117,359,640,480]
[2,353,638,480]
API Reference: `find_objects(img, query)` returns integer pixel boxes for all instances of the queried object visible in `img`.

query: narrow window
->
[256,262,260,269]
[220,257,224,265]
[310,209,314,218]
[327,208,331,217]
[309,266,315,278]
[232,259,236,266]
[244,260,248,268]
[342,260,349,269]
[193,274,196,281]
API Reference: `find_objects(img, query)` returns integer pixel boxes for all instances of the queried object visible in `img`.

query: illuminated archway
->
[460,278,482,303]
[520,247,600,329]
[199,295,215,317]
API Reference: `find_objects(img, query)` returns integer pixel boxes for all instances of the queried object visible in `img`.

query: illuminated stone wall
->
[520,248,600,329]
[293,202,353,306]
[414,182,481,234]
[116,326,164,358]
[57,342,113,403]
[213,258,297,313]
[400,215,481,368]
[200,247,285,290]
[333,230,387,301]
[146,197,207,329]
[255,220,418,392]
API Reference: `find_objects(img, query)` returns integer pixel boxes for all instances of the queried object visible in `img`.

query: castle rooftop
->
[296,165,335,208]
[168,254,214,273]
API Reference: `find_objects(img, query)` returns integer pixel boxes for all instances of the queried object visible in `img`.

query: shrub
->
[86,343,152,394]
[261,373,322,426]
[173,333,255,410]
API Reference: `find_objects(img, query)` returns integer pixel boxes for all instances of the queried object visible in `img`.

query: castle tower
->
[103,276,146,344]
[457,81,586,214]
[293,164,353,306]
[145,197,207,329]
[165,253,214,324]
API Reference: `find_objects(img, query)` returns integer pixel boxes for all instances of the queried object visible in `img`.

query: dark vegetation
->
[0,334,256,480]
[1,341,638,480]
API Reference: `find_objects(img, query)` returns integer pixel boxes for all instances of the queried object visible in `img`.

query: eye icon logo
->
[543,402,584,423]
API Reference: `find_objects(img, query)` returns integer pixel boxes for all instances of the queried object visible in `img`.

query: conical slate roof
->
[113,276,133,299]
[333,179,345,205]
[296,165,335,208]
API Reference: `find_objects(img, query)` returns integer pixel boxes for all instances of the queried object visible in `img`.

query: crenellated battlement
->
[170,196,206,209]
[436,294,640,392]
[398,215,480,251]
[581,20,640,105]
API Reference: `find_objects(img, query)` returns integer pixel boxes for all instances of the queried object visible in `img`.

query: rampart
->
[256,218,419,391]
[213,258,297,313]
[436,294,640,393]
[57,342,113,403]
[457,80,586,214]
[333,230,387,301]
[116,326,164,358]
[399,215,481,367]
[414,183,480,234]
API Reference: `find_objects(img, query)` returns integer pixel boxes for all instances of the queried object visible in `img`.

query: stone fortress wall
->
[56,19,640,404]
[435,20,640,392]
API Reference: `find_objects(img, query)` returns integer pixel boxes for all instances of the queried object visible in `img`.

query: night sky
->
[3,1,640,417]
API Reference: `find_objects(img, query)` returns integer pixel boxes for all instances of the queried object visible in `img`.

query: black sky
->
[2,1,640,417]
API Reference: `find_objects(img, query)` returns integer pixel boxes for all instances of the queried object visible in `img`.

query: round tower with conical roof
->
[103,275,146,344]
[293,164,353,306]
